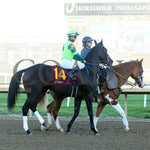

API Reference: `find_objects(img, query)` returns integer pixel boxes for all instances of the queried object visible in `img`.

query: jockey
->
[81,36,104,100]
[61,29,85,80]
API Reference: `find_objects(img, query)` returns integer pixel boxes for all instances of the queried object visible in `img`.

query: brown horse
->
[45,59,144,132]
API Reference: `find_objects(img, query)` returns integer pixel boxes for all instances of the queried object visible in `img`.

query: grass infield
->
[0,93,150,118]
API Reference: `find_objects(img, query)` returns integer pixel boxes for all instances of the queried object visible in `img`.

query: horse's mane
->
[85,44,99,60]
[112,60,137,74]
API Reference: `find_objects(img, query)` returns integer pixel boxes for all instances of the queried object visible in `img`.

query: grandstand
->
[0,2,150,84]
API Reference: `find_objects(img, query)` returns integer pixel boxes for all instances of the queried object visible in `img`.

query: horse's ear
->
[140,58,143,63]
[99,39,103,46]
[94,40,98,45]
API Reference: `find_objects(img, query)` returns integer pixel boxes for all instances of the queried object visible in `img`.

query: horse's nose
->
[140,81,145,88]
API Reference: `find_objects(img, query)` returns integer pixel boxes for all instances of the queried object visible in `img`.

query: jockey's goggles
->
[72,35,77,38]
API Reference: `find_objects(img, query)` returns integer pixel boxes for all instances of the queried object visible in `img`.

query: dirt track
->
[0,116,150,150]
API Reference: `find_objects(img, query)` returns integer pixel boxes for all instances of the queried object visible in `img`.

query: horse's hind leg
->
[32,101,46,131]
[22,99,31,134]
[34,109,46,131]
[22,93,46,134]
[111,103,129,132]
[66,99,81,134]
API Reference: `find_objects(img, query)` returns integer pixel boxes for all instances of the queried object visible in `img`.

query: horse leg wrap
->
[34,111,45,130]
[23,116,30,133]
[93,116,99,132]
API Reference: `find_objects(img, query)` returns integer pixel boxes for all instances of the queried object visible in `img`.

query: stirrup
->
[67,72,76,80]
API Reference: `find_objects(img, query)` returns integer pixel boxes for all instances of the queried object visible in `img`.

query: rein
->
[84,62,99,74]
[108,66,137,87]
[85,62,99,66]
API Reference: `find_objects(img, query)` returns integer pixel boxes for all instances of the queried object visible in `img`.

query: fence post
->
[67,97,70,107]
[144,94,147,108]
[125,94,127,116]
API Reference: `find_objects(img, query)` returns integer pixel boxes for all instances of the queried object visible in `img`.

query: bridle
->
[109,60,144,87]
[135,61,144,86]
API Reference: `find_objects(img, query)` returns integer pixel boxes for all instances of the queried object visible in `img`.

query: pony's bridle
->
[135,61,144,87]
[127,60,144,87]
[108,60,144,87]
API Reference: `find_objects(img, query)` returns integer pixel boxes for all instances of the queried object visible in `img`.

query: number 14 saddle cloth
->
[52,65,81,86]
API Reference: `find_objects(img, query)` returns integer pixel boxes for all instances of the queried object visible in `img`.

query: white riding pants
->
[61,59,85,69]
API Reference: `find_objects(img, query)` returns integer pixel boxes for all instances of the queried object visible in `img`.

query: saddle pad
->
[106,68,119,89]
[52,65,80,86]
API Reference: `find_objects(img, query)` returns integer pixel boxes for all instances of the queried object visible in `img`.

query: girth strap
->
[70,80,78,97]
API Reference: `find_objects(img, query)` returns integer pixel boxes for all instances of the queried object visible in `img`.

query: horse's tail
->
[7,69,26,110]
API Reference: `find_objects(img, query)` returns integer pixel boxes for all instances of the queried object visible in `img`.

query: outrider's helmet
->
[82,36,93,46]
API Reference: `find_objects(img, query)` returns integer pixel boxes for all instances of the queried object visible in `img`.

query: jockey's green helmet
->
[67,29,79,36]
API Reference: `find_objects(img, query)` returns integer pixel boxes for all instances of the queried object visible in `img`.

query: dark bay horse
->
[46,59,144,133]
[7,40,112,135]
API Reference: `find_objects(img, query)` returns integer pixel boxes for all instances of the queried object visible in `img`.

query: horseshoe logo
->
[65,3,76,14]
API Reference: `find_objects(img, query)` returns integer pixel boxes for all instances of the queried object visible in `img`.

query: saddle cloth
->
[52,65,81,86]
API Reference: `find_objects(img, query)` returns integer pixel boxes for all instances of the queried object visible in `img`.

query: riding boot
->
[67,67,77,80]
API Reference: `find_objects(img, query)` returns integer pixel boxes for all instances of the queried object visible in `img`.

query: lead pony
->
[46,59,144,132]
[94,59,144,131]
[7,40,112,135]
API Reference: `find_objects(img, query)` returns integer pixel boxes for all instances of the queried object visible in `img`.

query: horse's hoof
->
[94,132,100,136]
[66,131,70,135]
[46,124,51,129]
[41,123,46,131]
[125,127,130,132]
[95,128,99,132]
[59,128,64,132]
[45,127,50,131]
[26,130,32,135]
[41,125,46,131]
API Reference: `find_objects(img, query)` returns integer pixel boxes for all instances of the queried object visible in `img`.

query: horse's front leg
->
[66,99,81,134]
[111,102,129,132]
[85,95,100,135]
[94,103,106,132]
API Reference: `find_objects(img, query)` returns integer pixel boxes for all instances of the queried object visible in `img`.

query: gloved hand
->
[82,60,86,63]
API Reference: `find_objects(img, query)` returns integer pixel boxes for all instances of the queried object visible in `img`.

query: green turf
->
[0,93,150,118]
